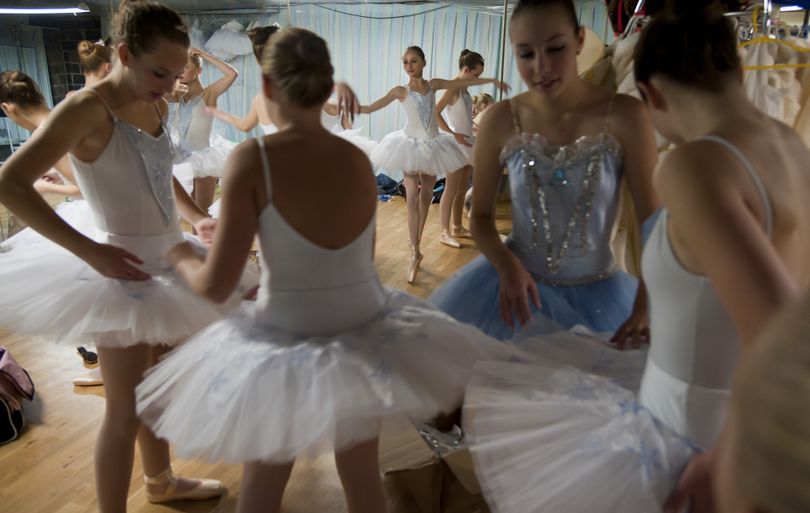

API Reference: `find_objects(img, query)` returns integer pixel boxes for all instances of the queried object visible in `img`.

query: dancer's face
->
[461,64,484,79]
[119,38,188,103]
[178,56,201,85]
[402,51,426,78]
[509,5,583,99]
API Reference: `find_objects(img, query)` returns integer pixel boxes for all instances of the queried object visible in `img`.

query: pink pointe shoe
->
[144,467,225,504]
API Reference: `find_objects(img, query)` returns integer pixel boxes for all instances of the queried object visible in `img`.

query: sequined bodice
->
[402,86,439,139]
[174,95,213,151]
[70,116,179,237]
[501,132,623,283]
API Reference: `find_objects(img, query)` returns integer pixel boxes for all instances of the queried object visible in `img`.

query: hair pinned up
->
[262,27,334,108]
[459,49,484,71]
[0,70,45,108]
[77,40,113,74]
[248,25,280,63]
[511,0,579,32]
[111,0,189,56]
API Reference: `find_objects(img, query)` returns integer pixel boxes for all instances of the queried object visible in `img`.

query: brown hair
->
[77,40,113,74]
[0,70,45,108]
[262,28,334,108]
[111,0,189,57]
[404,46,426,61]
[511,0,579,32]
[248,25,280,63]
[634,2,740,93]
[459,49,484,71]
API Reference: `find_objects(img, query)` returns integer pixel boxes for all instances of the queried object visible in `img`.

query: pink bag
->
[0,347,34,444]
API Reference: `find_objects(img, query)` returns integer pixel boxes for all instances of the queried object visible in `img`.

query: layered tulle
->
[371,131,468,181]
[0,228,256,348]
[136,289,520,464]
[429,254,638,340]
[335,128,378,158]
[465,353,696,513]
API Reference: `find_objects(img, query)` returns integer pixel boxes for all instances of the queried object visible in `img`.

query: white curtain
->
[186,0,613,144]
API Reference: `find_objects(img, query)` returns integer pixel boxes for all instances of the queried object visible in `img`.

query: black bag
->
[0,347,34,445]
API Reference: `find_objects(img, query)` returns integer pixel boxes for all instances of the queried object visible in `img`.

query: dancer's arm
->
[609,95,660,348]
[470,100,539,329]
[0,92,148,280]
[430,77,510,93]
[168,140,259,303]
[359,86,406,114]
[195,47,238,105]
[206,101,260,132]
[435,89,471,147]
[33,155,82,197]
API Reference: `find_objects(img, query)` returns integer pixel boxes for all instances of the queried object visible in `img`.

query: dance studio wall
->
[180,0,613,144]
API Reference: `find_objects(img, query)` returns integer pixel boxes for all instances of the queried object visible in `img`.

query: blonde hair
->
[188,53,202,69]
[261,27,333,108]
[473,93,494,110]
[732,292,810,513]
[77,40,113,74]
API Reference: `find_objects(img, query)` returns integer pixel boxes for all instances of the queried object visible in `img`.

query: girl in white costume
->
[170,44,238,212]
[361,45,509,283]
[464,4,810,512]
[0,2,257,510]
[135,27,514,513]
[435,49,487,248]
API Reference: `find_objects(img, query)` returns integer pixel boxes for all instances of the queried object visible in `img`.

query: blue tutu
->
[429,255,637,340]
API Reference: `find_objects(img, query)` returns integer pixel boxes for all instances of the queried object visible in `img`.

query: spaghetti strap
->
[509,99,522,134]
[256,137,273,201]
[697,134,773,236]
[83,88,116,120]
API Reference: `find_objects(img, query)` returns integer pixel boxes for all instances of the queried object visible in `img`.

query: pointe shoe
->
[440,231,464,249]
[144,468,225,504]
[407,244,423,284]
[72,368,103,387]
[451,224,472,238]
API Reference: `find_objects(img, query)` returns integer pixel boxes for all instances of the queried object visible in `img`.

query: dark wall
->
[27,14,103,104]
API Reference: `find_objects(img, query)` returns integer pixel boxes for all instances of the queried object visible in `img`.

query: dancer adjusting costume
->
[134,28,516,513]
[465,5,810,513]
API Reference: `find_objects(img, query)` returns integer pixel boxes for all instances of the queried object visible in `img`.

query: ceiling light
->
[781,5,805,11]
[0,3,89,15]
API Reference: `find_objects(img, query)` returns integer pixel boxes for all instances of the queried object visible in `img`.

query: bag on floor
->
[0,346,34,445]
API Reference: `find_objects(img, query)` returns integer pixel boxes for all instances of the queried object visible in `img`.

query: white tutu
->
[173,162,195,195]
[1,199,95,250]
[371,131,467,180]
[136,289,521,464]
[188,134,236,179]
[455,134,474,166]
[208,199,221,218]
[335,128,378,158]
[0,227,257,348]
[465,335,696,513]
[205,21,252,61]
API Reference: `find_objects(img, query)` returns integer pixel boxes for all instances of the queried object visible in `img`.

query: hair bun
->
[78,40,96,56]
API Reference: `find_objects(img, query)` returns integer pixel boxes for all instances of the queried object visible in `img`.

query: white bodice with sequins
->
[500,132,623,283]
[174,95,213,151]
[402,86,439,140]
[446,90,474,137]
[70,112,178,237]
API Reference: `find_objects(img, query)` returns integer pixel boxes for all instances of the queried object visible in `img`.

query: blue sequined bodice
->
[402,86,439,140]
[501,132,623,283]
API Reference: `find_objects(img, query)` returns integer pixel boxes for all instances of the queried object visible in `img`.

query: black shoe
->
[76,346,98,365]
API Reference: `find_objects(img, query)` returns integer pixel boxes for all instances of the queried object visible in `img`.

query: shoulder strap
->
[256,136,273,201]
[83,88,116,120]
[508,99,521,134]
[697,134,773,236]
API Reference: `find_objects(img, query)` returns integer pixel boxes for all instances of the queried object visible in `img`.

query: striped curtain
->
[187,0,613,144]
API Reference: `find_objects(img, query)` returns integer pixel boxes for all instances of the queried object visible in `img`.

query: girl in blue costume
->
[430,0,659,343]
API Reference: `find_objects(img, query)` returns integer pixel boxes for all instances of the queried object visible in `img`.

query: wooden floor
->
[0,197,510,513]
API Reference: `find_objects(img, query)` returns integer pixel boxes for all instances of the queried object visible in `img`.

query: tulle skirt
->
[334,127,378,158]
[136,289,520,464]
[371,131,468,181]
[187,135,237,179]
[429,255,638,340]
[1,199,95,250]
[0,226,256,348]
[465,335,696,513]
